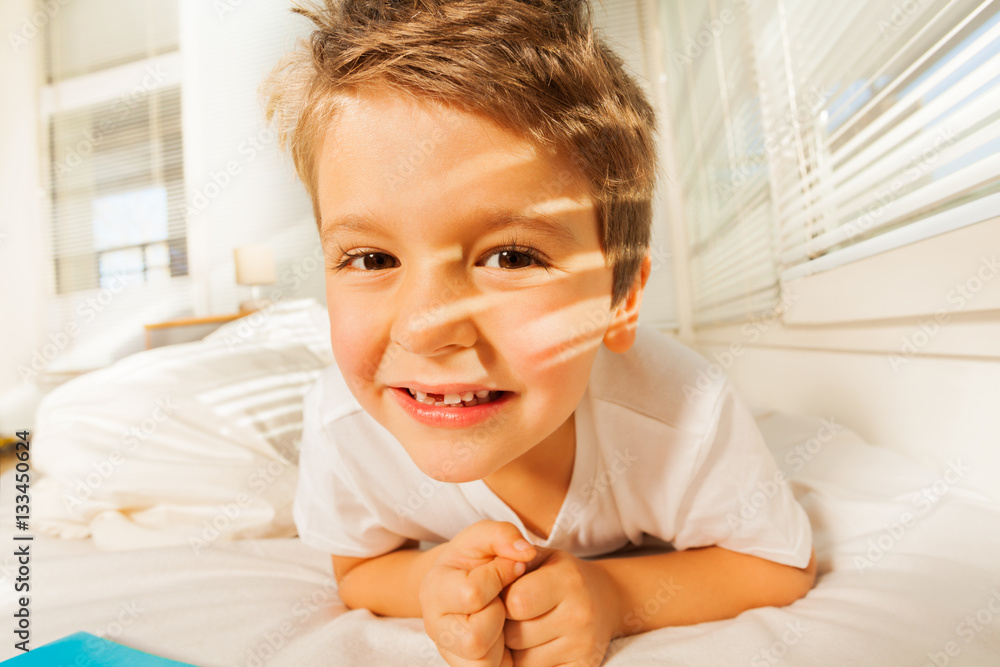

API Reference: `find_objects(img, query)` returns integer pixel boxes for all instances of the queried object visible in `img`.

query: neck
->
[482,411,577,539]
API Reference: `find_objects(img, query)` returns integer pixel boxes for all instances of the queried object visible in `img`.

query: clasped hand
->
[419,521,621,667]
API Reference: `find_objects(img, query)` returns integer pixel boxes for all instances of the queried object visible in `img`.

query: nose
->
[390,269,479,356]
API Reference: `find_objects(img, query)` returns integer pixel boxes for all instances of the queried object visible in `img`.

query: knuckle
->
[457,628,491,659]
[458,582,485,612]
[505,590,528,620]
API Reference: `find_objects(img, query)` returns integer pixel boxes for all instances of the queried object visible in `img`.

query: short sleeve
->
[292,379,408,558]
[670,380,813,568]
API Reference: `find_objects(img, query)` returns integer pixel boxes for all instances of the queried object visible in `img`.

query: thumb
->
[470,555,529,603]
[454,520,537,565]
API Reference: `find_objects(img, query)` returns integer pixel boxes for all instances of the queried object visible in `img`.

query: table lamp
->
[234,244,276,312]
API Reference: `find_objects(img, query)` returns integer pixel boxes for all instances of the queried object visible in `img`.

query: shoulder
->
[303,362,368,428]
[586,325,730,436]
[299,363,401,467]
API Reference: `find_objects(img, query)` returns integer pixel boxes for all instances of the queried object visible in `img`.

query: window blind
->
[48,86,186,294]
[38,0,190,372]
[45,0,178,82]
[772,0,1000,281]
[659,0,1000,325]
[659,0,779,325]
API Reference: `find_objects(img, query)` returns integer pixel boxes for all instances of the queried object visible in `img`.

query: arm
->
[332,539,437,618]
[592,545,817,636]
[502,545,817,665]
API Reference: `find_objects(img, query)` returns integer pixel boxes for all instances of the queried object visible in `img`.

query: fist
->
[502,549,620,667]
[420,521,537,667]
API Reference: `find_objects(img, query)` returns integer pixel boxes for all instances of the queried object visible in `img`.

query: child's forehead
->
[320,86,570,173]
[315,87,594,223]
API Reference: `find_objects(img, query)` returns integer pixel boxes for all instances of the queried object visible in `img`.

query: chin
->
[406,445,497,484]
[414,457,490,484]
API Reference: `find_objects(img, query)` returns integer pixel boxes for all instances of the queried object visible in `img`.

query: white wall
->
[0,0,47,401]
[180,0,322,318]
[687,217,1000,503]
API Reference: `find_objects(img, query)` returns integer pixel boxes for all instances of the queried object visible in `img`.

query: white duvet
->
[3,412,1000,666]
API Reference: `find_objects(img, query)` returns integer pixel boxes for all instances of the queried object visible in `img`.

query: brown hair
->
[262,0,657,309]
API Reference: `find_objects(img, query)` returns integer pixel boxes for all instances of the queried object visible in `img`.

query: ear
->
[603,252,652,354]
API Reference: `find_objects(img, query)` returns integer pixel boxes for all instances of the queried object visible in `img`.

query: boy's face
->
[316,87,644,484]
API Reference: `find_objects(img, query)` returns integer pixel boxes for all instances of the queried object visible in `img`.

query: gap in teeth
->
[407,387,500,407]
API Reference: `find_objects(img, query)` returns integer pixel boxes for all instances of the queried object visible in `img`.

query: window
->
[659,0,1000,325]
[43,0,185,295]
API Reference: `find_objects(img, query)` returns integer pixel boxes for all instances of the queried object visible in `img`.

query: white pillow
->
[203,297,333,364]
[31,334,329,551]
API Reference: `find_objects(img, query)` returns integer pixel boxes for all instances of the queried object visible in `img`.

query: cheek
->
[325,287,382,389]
[508,292,613,374]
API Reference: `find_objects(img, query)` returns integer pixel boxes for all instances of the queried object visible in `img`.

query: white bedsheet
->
[3,414,1000,666]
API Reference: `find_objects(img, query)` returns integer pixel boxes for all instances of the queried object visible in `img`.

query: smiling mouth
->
[402,387,506,407]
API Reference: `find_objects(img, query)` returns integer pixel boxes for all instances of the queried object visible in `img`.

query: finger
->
[447,597,507,660]
[503,609,561,651]
[429,557,527,615]
[448,521,537,569]
[510,638,574,667]
[438,619,508,667]
[522,546,556,575]
[502,569,563,621]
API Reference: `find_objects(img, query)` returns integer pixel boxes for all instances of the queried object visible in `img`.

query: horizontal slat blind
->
[46,0,178,82]
[48,86,186,294]
[660,0,779,325]
[772,0,1000,280]
[659,0,999,325]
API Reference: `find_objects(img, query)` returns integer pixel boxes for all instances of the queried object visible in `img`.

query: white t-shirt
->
[293,325,813,568]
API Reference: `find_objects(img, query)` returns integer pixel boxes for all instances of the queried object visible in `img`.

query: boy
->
[264,0,817,665]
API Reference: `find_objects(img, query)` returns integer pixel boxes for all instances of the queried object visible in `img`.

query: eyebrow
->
[320,210,581,249]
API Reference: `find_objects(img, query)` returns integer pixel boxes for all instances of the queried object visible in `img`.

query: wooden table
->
[143,313,247,349]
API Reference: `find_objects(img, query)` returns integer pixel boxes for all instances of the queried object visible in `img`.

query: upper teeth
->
[407,387,497,406]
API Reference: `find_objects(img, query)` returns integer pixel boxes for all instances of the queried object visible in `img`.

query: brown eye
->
[484,249,542,270]
[349,252,398,271]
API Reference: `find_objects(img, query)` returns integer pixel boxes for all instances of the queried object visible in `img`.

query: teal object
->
[1,632,196,666]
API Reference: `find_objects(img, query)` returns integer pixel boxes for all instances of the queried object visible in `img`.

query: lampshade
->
[234,245,276,286]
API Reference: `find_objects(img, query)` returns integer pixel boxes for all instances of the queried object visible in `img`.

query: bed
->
[3,300,1000,666]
